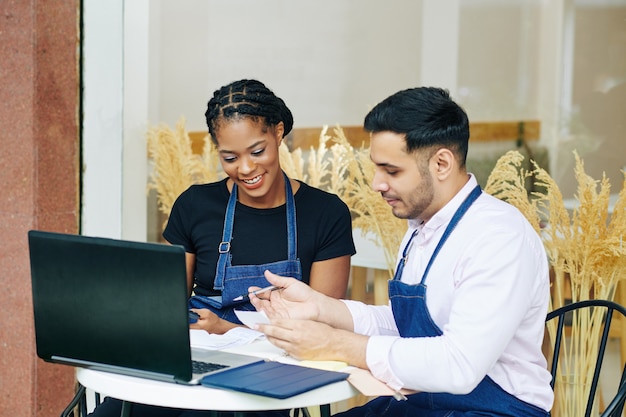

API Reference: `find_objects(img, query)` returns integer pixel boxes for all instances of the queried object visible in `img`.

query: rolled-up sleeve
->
[343,299,398,336]
[342,300,406,389]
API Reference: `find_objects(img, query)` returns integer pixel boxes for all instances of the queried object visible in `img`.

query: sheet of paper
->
[298,360,349,371]
[346,367,415,399]
[189,327,264,350]
[224,336,290,361]
[234,310,270,329]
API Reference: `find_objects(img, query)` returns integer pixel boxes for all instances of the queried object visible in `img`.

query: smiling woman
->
[88,81,356,417]
[163,79,356,332]
[204,80,293,208]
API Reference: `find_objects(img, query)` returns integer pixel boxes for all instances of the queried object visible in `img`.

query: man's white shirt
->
[344,174,554,412]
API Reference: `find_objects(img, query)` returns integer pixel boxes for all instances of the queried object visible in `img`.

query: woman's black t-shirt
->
[163,178,356,296]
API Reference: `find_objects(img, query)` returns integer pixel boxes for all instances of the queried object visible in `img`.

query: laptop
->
[27,230,263,385]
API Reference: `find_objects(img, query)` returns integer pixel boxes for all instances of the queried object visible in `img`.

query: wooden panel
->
[287,126,370,150]
[189,131,210,155]
[189,120,540,154]
[469,120,540,143]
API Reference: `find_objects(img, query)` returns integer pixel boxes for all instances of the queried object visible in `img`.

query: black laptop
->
[27,230,262,385]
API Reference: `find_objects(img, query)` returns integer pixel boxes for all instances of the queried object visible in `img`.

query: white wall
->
[82,0,148,241]
[82,0,124,239]
[150,0,423,131]
[82,0,625,239]
[148,0,555,130]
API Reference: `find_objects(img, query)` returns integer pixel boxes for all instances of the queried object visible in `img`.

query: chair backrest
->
[546,299,626,417]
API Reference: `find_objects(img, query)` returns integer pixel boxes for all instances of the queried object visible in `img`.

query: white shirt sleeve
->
[342,299,398,336]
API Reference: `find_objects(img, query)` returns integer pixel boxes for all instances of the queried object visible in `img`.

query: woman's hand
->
[189,308,237,334]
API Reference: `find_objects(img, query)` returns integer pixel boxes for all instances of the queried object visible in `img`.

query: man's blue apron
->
[339,186,549,417]
[189,173,302,324]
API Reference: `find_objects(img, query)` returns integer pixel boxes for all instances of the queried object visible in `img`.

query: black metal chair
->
[546,299,626,417]
[60,383,94,417]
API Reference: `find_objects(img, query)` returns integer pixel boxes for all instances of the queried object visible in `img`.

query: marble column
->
[0,1,80,416]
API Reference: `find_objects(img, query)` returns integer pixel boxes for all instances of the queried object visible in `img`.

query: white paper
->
[234,310,270,329]
[189,327,264,350]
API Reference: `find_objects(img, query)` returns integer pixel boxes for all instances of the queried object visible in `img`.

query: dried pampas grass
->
[326,126,406,275]
[484,150,543,235]
[146,118,222,228]
[485,149,625,417]
[486,149,625,305]
[283,125,405,275]
[147,120,405,277]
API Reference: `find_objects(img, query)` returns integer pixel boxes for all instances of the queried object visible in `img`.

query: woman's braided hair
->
[205,79,294,144]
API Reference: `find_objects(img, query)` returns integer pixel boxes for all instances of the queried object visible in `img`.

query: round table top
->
[76,344,359,412]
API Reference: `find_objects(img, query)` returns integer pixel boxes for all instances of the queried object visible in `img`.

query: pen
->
[232,285,280,302]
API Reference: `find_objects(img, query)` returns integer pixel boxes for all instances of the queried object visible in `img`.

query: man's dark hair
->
[205,79,293,144]
[364,87,469,166]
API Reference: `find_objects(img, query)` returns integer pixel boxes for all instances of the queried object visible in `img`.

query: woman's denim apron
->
[338,185,549,417]
[189,173,302,324]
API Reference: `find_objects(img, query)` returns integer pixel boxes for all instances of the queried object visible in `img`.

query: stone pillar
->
[0,1,80,416]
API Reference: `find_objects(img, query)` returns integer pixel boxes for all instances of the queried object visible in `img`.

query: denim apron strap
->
[197,172,300,316]
[390,184,483,336]
[214,172,296,291]
[418,184,482,285]
[213,180,238,291]
[392,185,482,283]
[392,229,419,281]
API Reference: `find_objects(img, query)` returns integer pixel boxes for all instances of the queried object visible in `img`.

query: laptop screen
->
[28,230,193,383]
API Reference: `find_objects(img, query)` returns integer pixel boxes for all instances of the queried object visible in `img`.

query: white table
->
[75,340,359,417]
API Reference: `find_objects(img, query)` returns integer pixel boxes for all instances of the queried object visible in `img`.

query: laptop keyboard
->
[192,360,230,374]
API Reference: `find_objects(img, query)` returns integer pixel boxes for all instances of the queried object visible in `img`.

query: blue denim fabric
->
[191,173,302,323]
[189,254,302,324]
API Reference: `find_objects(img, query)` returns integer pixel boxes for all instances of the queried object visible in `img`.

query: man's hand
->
[257,318,368,367]
[251,271,367,367]
[249,270,321,321]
